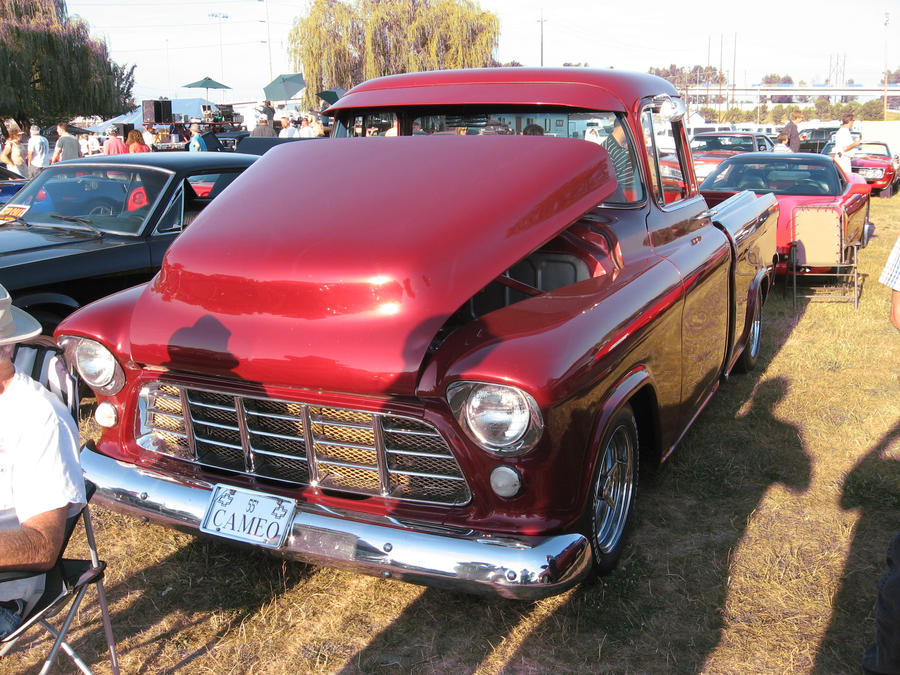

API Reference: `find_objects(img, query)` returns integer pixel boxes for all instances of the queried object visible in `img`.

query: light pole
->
[885,12,891,122]
[209,11,228,100]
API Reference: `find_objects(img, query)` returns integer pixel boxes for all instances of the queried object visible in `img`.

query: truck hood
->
[129,136,617,395]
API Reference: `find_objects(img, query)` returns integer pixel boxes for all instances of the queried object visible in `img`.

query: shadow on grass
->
[813,421,900,674]
[338,298,813,672]
[9,532,314,675]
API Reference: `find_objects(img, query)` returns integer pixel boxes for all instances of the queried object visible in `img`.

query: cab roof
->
[327,68,678,115]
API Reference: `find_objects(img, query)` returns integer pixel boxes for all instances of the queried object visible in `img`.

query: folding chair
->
[788,205,860,310]
[0,339,119,674]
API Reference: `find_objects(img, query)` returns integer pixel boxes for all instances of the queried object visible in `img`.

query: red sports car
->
[823,140,899,197]
[700,152,873,274]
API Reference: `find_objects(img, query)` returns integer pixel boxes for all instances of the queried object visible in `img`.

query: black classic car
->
[0,151,256,330]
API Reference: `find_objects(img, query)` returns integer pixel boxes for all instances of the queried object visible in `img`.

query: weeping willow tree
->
[0,0,134,133]
[288,0,499,110]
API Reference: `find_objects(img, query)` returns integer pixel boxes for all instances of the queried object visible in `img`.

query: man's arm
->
[0,506,67,572]
[51,140,61,163]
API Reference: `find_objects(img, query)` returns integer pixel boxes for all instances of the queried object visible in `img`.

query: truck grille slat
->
[138,383,471,505]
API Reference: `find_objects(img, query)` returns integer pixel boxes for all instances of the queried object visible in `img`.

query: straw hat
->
[0,284,41,347]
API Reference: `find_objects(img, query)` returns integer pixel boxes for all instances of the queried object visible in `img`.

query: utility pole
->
[537,10,547,67]
[885,12,891,121]
[732,33,737,110]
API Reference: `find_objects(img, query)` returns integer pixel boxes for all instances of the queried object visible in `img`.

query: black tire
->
[584,404,639,575]
[734,286,762,373]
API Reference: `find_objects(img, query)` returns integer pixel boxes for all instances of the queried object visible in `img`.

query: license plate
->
[200,485,296,548]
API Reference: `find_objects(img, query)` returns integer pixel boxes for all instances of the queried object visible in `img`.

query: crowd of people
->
[0,123,166,178]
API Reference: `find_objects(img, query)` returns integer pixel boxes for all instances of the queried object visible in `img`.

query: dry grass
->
[4,199,900,674]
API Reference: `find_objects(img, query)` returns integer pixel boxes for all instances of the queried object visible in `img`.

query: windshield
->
[332,106,645,204]
[857,142,890,157]
[690,135,754,153]
[4,164,172,234]
[700,158,842,196]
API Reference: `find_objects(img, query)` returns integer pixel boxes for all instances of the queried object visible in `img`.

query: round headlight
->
[447,381,543,455]
[74,339,117,388]
[466,385,530,448]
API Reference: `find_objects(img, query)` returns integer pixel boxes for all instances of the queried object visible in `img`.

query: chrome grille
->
[137,383,471,505]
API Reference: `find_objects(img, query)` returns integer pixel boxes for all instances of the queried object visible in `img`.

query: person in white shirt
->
[773,133,791,153]
[0,285,84,638]
[297,117,316,138]
[278,115,299,138]
[26,126,50,179]
[833,113,860,177]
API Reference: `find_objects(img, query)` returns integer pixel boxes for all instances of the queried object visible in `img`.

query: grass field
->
[4,198,899,674]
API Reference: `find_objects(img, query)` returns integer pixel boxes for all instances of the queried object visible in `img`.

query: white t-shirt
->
[833,126,854,176]
[27,135,50,168]
[0,372,84,611]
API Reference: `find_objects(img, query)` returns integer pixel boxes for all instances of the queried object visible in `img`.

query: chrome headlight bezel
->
[447,381,543,456]
[58,336,125,395]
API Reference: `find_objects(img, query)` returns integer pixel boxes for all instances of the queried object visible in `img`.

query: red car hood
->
[129,136,617,395]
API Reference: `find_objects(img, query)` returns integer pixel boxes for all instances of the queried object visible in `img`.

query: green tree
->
[0,0,134,133]
[288,0,499,110]
[859,99,883,120]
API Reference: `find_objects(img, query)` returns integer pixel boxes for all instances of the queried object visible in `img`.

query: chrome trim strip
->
[82,448,591,600]
[302,403,320,484]
[235,396,253,473]
[178,387,197,461]
[372,413,389,496]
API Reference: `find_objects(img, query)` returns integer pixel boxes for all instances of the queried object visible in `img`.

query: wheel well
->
[627,384,661,468]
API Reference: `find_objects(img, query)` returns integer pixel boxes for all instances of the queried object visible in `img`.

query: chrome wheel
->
[591,408,637,559]
[746,298,761,360]
[735,286,763,373]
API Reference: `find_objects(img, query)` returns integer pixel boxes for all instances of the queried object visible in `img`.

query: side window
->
[641,108,690,206]
[155,187,184,234]
[596,115,644,205]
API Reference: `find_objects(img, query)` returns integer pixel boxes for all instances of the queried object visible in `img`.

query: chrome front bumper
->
[81,448,592,600]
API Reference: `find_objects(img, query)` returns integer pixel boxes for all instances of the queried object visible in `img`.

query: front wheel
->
[585,404,639,575]
[734,286,762,373]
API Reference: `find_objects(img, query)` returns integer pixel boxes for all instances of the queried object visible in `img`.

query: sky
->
[65,0,900,107]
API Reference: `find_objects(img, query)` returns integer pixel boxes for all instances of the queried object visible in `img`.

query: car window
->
[186,171,243,200]
[6,165,171,234]
[155,186,184,234]
[642,108,689,205]
[700,159,841,196]
[858,143,889,157]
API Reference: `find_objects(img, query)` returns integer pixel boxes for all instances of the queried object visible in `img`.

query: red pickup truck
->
[58,68,777,599]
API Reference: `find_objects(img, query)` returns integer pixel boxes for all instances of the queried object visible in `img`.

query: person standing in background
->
[26,126,50,179]
[782,110,803,152]
[833,113,861,178]
[126,129,150,153]
[101,126,127,155]
[51,124,80,163]
[0,129,27,177]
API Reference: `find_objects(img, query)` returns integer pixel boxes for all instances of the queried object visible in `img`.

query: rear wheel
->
[585,404,639,575]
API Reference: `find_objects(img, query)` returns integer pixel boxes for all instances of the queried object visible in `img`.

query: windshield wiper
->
[48,213,103,236]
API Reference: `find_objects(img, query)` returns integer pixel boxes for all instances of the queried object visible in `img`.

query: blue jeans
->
[0,605,22,638]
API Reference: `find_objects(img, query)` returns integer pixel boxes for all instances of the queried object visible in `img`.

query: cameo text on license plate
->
[200,485,296,548]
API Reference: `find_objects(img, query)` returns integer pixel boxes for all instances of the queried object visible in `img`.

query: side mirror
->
[653,95,686,122]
